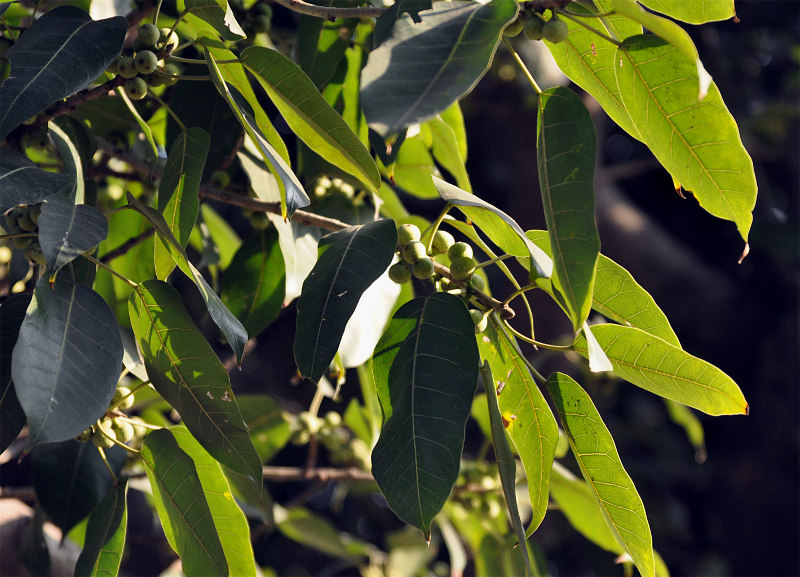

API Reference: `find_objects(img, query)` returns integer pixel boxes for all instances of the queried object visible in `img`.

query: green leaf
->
[573,324,748,415]
[0,294,30,453]
[427,115,471,192]
[0,6,126,141]
[237,394,292,463]
[48,119,85,202]
[31,441,126,535]
[297,12,357,89]
[0,149,70,212]
[155,127,210,279]
[373,0,433,47]
[240,46,380,193]
[616,35,757,241]
[361,0,518,137]
[664,399,706,461]
[198,204,241,269]
[222,228,285,337]
[276,506,375,560]
[184,0,245,40]
[13,275,122,445]
[433,177,553,279]
[74,479,128,577]
[371,293,479,538]
[37,194,108,275]
[637,0,736,24]
[547,372,654,577]
[477,321,558,534]
[171,426,258,577]
[141,428,228,577]
[480,362,531,577]
[388,130,441,198]
[127,192,248,363]
[537,87,599,330]
[294,219,397,382]
[129,280,263,494]
[582,322,613,373]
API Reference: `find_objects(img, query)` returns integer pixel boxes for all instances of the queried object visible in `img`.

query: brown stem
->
[271,0,386,19]
[100,228,155,264]
[33,76,126,130]
[262,465,374,483]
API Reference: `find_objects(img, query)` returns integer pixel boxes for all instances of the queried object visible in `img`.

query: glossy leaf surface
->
[573,324,748,415]
[0,294,30,453]
[13,276,122,445]
[0,149,70,212]
[141,429,228,577]
[371,293,479,538]
[74,479,128,577]
[294,219,397,382]
[129,280,262,493]
[38,194,108,275]
[548,372,654,577]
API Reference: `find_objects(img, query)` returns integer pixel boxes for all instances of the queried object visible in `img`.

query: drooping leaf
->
[240,46,380,192]
[237,394,292,463]
[361,0,518,137]
[548,372,654,577]
[74,479,128,577]
[171,426,259,577]
[0,294,30,453]
[141,428,228,577]
[184,0,245,40]
[126,192,248,363]
[0,6,126,140]
[433,177,553,279]
[37,194,108,276]
[537,86,599,330]
[31,441,126,535]
[53,115,97,167]
[276,506,375,560]
[12,275,122,445]
[477,321,558,534]
[665,399,706,461]
[616,35,757,241]
[129,280,263,494]
[637,0,736,24]
[154,127,210,279]
[427,115,471,192]
[0,149,70,212]
[480,361,531,577]
[294,219,397,382]
[222,228,285,337]
[49,118,87,203]
[388,131,441,198]
[371,293,479,538]
[573,323,748,415]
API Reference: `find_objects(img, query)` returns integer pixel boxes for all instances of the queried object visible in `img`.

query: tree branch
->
[262,465,375,483]
[271,0,386,19]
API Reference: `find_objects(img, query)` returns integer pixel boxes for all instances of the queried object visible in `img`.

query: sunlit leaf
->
[0,294,30,453]
[373,0,433,47]
[427,115,471,192]
[74,479,128,577]
[49,117,91,202]
[276,506,375,559]
[184,0,245,40]
[38,194,108,276]
[637,0,735,24]
[297,11,357,89]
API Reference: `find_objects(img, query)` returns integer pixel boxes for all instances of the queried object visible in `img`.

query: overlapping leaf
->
[361,0,517,137]
[184,0,245,40]
[49,118,86,202]
[537,87,600,330]
[548,372,654,577]
[0,6,126,140]
[638,0,736,24]
[616,35,757,241]
[38,194,108,275]
[371,293,479,538]
[294,219,397,382]
[0,149,70,212]
[297,11,357,89]
[373,0,433,47]
[573,324,748,415]
[12,275,122,445]
[74,479,128,577]
[141,429,228,577]
[0,294,30,453]
[129,280,262,494]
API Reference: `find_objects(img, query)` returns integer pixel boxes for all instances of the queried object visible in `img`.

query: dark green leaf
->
[38,194,108,275]
[637,0,735,23]
[13,275,122,445]
[31,440,126,535]
[237,394,292,463]
[573,324,748,415]
[361,0,517,137]
[0,149,70,212]
[548,372,654,577]
[129,280,262,494]
[141,429,228,577]
[371,293,479,538]
[537,87,599,330]
[373,0,433,47]
[155,127,210,279]
[0,294,30,453]
[294,219,397,382]
[222,228,285,337]
[0,6,126,140]
[298,12,358,88]
[74,479,128,577]
[53,115,96,167]
[184,0,245,40]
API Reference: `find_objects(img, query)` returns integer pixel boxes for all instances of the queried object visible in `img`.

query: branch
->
[271,0,386,19]
[262,466,375,482]
[100,228,155,264]
[34,76,125,130]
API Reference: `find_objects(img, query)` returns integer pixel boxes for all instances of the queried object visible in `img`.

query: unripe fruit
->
[256,2,273,17]
[161,62,181,86]
[249,212,270,230]
[470,309,488,334]
[403,240,427,264]
[447,241,473,262]
[137,23,161,48]
[124,77,148,100]
[524,13,546,41]
[412,257,435,279]
[75,428,93,442]
[106,57,120,75]
[24,243,45,266]
[112,418,135,443]
[388,262,412,284]
[504,16,525,37]
[210,170,231,188]
[93,420,117,449]
[12,236,33,250]
[397,223,421,245]
[143,73,164,88]
[432,230,455,255]
[117,56,137,79]
[134,50,158,74]
[160,28,180,52]
[113,386,134,410]
[324,411,342,428]
[468,273,486,292]
[449,256,476,281]
[543,17,569,43]
[253,14,271,33]
[4,207,23,228]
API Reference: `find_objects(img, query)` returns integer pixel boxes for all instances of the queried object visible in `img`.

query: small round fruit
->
[324,411,342,428]
[403,240,428,264]
[137,23,161,47]
[210,170,231,188]
[412,257,435,279]
[249,211,270,230]
[93,421,117,449]
[160,28,180,52]
[160,62,181,86]
[388,262,412,284]
[124,77,148,100]
[468,273,486,292]
[112,418,135,443]
[470,309,488,334]
[447,241,473,262]
[29,204,41,225]
[23,243,45,265]
[113,386,134,410]
[432,230,455,255]
[106,57,120,75]
[449,256,476,281]
[542,17,569,43]
[4,207,23,229]
[117,56,137,79]
[255,2,273,17]
[503,16,525,37]
[12,236,33,250]
[524,13,546,41]
[397,223,421,245]
[134,50,158,74]
[253,14,271,33]
[75,428,93,443]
